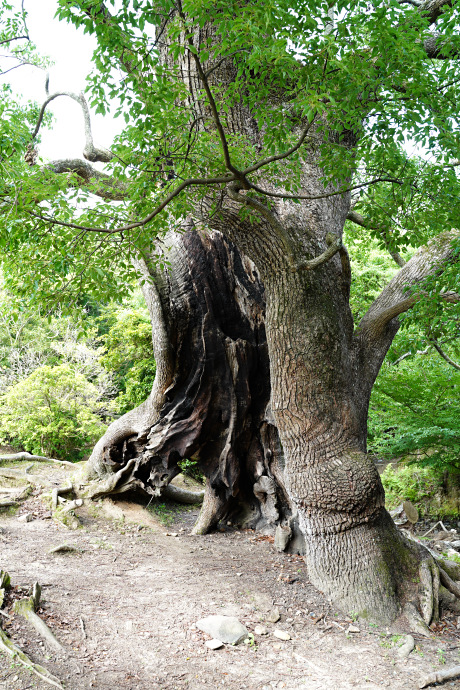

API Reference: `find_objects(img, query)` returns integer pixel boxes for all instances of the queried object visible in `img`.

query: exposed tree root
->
[80,458,137,500]
[0,467,29,479]
[163,484,204,505]
[0,571,63,687]
[0,628,64,689]
[0,498,18,508]
[14,595,64,652]
[419,665,460,688]
[0,452,74,466]
[191,479,229,535]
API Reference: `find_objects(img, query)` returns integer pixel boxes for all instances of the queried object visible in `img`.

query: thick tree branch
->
[419,0,453,25]
[44,159,128,201]
[357,230,460,342]
[347,209,405,267]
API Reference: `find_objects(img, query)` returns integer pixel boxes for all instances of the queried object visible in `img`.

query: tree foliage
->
[0,363,107,459]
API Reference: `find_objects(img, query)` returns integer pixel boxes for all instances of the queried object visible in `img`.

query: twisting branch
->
[32,89,112,163]
[357,229,460,341]
[296,235,343,272]
[429,338,460,370]
[347,209,405,267]
[44,159,128,201]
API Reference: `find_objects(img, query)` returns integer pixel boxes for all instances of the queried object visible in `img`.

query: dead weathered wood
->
[419,665,460,688]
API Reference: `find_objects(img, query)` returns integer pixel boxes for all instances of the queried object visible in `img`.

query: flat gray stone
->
[17,513,33,523]
[205,639,224,650]
[196,615,248,645]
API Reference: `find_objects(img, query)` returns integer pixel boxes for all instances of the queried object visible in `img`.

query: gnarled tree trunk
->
[83,227,302,546]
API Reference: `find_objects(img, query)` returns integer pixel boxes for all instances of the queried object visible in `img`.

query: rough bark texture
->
[76,1,460,626]
[85,228,301,543]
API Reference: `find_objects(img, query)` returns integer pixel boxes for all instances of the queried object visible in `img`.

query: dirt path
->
[1,461,460,690]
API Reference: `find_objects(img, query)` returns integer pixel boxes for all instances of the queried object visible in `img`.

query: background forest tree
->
[1,0,460,630]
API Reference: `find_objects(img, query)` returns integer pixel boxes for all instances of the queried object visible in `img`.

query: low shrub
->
[0,364,108,460]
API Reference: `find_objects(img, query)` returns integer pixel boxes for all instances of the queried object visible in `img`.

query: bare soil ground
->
[1,459,460,690]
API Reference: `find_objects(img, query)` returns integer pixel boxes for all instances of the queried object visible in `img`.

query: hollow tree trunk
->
[83,227,301,543]
[200,153,458,625]
[75,2,460,627]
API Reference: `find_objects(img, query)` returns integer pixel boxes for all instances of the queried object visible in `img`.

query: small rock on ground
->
[273,630,291,641]
[196,615,248,645]
[254,625,268,635]
[346,625,360,634]
[205,639,224,650]
[266,608,280,623]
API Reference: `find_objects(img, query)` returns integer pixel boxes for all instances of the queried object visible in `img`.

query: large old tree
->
[2,0,460,628]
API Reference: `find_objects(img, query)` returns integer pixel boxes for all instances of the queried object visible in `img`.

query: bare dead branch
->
[44,158,128,200]
[32,90,112,163]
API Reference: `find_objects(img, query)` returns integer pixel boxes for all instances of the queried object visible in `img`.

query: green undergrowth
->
[382,463,460,518]
[147,499,196,527]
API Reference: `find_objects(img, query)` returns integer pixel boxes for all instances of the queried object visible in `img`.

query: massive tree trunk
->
[53,0,460,628]
[199,152,460,626]
[83,227,303,546]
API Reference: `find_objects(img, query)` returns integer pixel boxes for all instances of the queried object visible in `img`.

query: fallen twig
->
[80,617,86,639]
[422,521,449,538]
[0,627,63,689]
[419,664,460,688]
